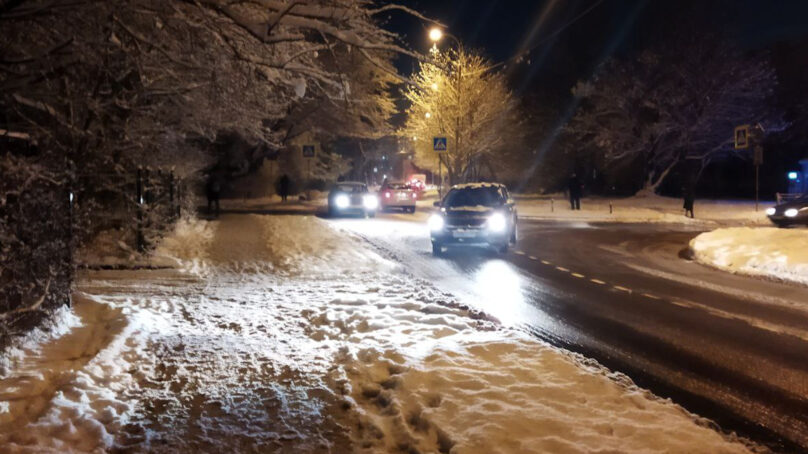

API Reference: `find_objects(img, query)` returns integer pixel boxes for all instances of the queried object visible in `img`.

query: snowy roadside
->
[514,194,772,226]
[0,214,757,453]
[690,227,808,286]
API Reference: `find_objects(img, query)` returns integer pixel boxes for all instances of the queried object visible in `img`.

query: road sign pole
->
[439,158,442,199]
[432,136,448,199]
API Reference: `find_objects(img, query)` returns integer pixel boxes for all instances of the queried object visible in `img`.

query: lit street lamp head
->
[425,112,432,119]
[429,28,443,42]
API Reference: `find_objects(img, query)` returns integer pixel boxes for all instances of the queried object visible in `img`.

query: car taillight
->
[384,192,391,198]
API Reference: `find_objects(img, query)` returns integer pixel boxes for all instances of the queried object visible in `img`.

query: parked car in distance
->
[766,195,808,227]
[408,175,426,193]
[328,182,378,218]
[428,183,517,255]
[380,182,417,213]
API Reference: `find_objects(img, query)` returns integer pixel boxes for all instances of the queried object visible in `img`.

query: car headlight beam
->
[335,194,350,209]
[487,212,508,233]
[428,214,445,232]
[363,195,378,210]
[785,208,799,218]
[765,207,776,216]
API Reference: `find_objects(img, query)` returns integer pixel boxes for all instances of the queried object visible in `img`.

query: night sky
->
[385,0,808,96]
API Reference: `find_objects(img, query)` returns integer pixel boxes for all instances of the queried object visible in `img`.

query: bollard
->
[550,198,554,213]
[609,202,613,214]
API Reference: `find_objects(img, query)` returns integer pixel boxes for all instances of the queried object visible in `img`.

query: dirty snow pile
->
[0,214,755,453]
[690,227,808,285]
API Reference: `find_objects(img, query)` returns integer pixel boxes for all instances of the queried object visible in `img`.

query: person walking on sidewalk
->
[206,173,222,217]
[683,184,695,218]
[568,173,582,210]
[278,174,291,202]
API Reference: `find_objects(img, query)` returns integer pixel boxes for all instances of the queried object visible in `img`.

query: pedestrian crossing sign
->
[433,137,447,152]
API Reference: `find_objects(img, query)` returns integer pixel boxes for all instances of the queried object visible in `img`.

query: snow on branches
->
[399,47,522,185]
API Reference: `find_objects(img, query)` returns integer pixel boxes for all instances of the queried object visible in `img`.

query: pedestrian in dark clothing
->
[568,173,582,210]
[683,184,695,218]
[206,174,221,217]
[278,174,291,202]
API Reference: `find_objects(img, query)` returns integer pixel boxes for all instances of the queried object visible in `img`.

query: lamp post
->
[428,28,463,198]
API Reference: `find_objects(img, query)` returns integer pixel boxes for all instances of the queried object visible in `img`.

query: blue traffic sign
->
[433,137,447,152]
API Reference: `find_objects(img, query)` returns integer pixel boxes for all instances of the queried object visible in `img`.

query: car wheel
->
[432,242,442,256]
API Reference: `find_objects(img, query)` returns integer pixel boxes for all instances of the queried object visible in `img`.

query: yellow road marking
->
[613,285,632,293]
[528,256,538,260]
[541,260,552,265]
[556,266,570,272]
[590,279,606,285]
[643,293,661,300]
[571,273,586,279]
[515,250,526,255]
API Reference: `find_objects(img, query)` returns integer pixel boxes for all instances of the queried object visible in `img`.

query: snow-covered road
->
[0,214,757,453]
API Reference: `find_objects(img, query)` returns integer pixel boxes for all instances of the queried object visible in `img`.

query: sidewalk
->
[0,214,757,453]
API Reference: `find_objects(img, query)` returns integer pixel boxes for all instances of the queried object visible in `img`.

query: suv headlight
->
[363,194,378,210]
[765,207,776,216]
[487,212,507,233]
[785,208,799,218]
[428,214,445,232]
[335,194,349,209]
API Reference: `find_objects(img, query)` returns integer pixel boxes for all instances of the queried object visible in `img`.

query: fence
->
[76,167,184,254]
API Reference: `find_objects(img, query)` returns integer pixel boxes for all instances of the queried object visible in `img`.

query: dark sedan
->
[766,195,808,227]
[428,183,517,255]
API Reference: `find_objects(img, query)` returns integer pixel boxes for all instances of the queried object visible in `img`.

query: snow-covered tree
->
[568,36,779,193]
[399,47,521,185]
[0,0,431,325]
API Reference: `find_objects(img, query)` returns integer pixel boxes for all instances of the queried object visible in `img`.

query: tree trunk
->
[642,158,679,195]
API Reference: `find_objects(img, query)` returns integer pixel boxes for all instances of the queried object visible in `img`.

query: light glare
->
[428,214,444,231]
[363,195,378,210]
[487,212,507,232]
[335,194,350,209]
[429,28,443,42]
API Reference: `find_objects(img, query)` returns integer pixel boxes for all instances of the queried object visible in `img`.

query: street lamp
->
[425,112,431,119]
[428,28,443,42]
[431,82,439,91]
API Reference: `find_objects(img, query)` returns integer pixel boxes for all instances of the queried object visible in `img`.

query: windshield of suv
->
[443,186,504,208]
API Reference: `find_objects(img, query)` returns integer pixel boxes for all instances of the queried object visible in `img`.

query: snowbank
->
[325,298,752,454]
[152,216,217,272]
[515,194,771,226]
[690,227,808,285]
